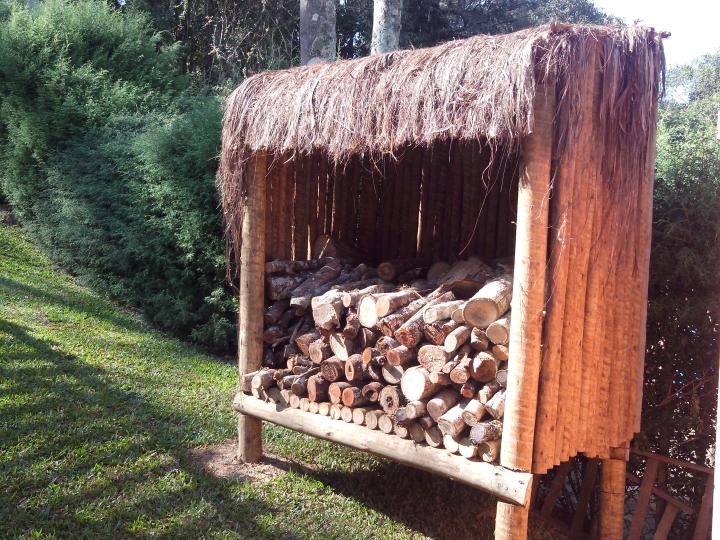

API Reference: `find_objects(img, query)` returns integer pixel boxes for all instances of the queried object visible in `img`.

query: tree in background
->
[300,0,337,64]
[370,0,402,54]
[638,52,720,504]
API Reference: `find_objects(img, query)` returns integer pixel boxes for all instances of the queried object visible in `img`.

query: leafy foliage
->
[641,53,720,470]
[0,0,234,351]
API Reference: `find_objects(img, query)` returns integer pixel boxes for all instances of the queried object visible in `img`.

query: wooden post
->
[495,82,554,540]
[237,153,267,463]
[599,457,627,540]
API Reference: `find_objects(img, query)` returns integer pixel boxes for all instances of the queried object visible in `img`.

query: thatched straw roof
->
[218,21,665,269]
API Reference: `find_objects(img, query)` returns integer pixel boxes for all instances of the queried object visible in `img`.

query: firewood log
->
[364,409,384,430]
[491,344,509,362]
[470,327,490,351]
[425,426,444,447]
[366,362,383,382]
[401,366,443,401]
[387,345,416,366]
[378,414,395,434]
[418,345,450,372]
[460,379,479,399]
[458,438,479,459]
[279,389,292,407]
[404,400,427,419]
[378,385,404,415]
[290,367,320,396]
[470,352,498,382]
[299,398,311,412]
[486,313,511,345]
[318,402,331,416]
[264,299,290,325]
[343,310,361,339]
[342,284,388,309]
[438,402,468,437]
[277,310,296,328]
[380,363,407,385]
[329,332,357,360]
[469,419,503,444]
[342,386,369,407]
[289,394,301,408]
[394,422,410,439]
[485,389,505,419]
[241,371,258,393]
[375,289,422,317]
[307,375,330,402]
[251,370,275,391]
[279,374,299,390]
[478,381,501,404]
[406,422,426,443]
[394,291,455,348]
[451,306,465,323]
[352,407,372,425]
[427,261,450,280]
[308,339,333,364]
[442,319,462,335]
[266,387,282,404]
[417,415,435,430]
[329,404,343,420]
[358,327,380,349]
[428,372,451,385]
[438,257,495,286]
[449,356,472,384]
[289,262,344,310]
[361,381,384,402]
[461,399,486,426]
[263,347,278,368]
[329,382,352,404]
[478,440,501,463]
[265,259,326,275]
[308,401,320,414]
[495,369,508,388]
[377,257,429,281]
[444,325,472,353]
[319,357,345,382]
[361,347,383,368]
[340,406,354,422]
[344,354,367,383]
[312,297,345,331]
[443,434,462,454]
[378,296,428,336]
[295,330,321,356]
[287,354,311,370]
[423,320,448,345]
[266,274,307,301]
[461,274,513,328]
[375,335,400,355]
[358,294,382,328]
[272,368,294,381]
[423,300,465,324]
[394,406,411,425]
[427,388,460,421]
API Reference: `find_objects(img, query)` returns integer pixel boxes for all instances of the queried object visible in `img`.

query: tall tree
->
[371,0,402,54]
[300,0,337,65]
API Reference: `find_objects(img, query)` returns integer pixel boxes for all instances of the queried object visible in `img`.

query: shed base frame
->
[234,392,532,506]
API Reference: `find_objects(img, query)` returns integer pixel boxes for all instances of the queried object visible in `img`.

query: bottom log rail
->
[234,393,532,506]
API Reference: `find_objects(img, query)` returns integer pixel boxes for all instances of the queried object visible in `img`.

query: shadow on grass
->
[0,319,285,539]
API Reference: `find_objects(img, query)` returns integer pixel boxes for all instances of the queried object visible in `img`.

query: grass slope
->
[0,224,555,539]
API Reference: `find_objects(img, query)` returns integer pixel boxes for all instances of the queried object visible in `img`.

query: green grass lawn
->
[0,223,557,539]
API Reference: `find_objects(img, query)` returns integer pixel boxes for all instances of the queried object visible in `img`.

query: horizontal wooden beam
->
[233,393,533,506]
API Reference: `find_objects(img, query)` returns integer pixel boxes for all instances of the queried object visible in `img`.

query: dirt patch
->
[187,440,299,482]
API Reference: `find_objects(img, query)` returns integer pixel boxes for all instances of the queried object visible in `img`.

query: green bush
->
[0,0,235,352]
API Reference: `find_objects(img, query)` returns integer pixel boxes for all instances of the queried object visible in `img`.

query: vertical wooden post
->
[494,83,554,540]
[599,457,627,540]
[237,153,267,463]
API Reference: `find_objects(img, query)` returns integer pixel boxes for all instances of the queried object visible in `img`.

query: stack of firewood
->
[241,255,513,463]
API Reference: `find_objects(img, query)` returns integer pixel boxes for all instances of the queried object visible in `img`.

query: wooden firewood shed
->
[218,22,666,540]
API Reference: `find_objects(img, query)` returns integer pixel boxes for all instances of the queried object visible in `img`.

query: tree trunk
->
[300,0,337,65]
[370,0,402,54]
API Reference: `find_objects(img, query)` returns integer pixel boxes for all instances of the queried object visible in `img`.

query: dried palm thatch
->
[218,21,666,271]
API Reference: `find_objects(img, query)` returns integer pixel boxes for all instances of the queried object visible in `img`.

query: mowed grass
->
[0,224,557,539]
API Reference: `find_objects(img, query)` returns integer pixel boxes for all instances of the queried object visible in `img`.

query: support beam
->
[599,457,627,540]
[234,393,533,506]
[237,153,267,463]
[495,83,555,540]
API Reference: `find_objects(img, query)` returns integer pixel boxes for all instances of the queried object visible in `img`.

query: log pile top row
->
[244,255,514,463]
